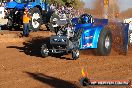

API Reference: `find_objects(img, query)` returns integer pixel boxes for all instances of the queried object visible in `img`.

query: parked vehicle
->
[124,18,132,44]
[4,0,57,31]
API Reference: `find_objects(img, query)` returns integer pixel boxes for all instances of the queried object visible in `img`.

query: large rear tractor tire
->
[30,7,42,32]
[96,28,112,56]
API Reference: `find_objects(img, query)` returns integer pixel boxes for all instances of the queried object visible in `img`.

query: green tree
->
[72,0,85,9]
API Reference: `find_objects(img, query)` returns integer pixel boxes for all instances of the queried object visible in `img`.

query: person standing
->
[50,4,56,11]
[23,7,31,37]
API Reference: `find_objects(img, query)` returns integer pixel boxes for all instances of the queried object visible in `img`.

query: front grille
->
[50,35,69,45]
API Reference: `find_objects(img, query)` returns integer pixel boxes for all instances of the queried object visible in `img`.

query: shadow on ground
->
[80,49,96,56]
[24,71,80,88]
[1,25,23,31]
[7,37,71,60]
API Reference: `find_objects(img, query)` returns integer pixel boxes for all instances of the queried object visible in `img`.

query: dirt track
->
[0,31,132,88]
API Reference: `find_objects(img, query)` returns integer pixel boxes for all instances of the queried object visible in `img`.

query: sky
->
[82,0,132,12]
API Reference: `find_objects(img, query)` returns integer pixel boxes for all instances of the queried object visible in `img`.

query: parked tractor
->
[4,0,56,31]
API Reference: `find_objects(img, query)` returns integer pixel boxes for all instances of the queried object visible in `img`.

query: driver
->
[81,16,89,23]
[80,14,94,24]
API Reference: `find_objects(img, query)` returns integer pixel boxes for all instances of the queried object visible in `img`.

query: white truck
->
[0,6,8,29]
[124,18,132,44]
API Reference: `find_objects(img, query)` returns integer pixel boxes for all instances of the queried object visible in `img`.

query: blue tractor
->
[41,14,113,60]
[4,0,54,31]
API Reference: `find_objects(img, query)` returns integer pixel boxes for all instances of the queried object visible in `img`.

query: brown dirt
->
[0,30,132,88]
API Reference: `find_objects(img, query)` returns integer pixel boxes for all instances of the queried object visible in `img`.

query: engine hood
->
[74,23,93,32]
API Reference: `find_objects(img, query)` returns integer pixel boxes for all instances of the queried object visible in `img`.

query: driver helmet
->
[81,15,89,23]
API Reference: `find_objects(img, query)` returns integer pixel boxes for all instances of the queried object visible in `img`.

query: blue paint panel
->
[15,3,25,9]
[94,18,108,26]
[5,1,17,8]
[25,2,36,9]
[70,18,108,50]
[92,26,103,48]
[80,28,94,49]
[5,1,49,11]
[41,3,48,10]
[79,25,103,49]
[70,17,108,50]
[74,23,93,32]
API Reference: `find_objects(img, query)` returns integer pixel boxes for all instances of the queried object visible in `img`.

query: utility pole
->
[103,0,109,19]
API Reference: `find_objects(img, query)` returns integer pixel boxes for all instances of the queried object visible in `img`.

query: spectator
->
[23,7,31,37]
[50,4,56,11]
[61,5,65,11]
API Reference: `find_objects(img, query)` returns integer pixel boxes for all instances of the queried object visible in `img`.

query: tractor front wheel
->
[41,44,48,58]
[72,49,79,60]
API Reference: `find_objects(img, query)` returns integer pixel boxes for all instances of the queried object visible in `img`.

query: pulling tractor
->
[4,0,58,31]
[41,14,113,60]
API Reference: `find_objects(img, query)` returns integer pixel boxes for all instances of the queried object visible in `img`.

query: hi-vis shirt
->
[23,11,31,23]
